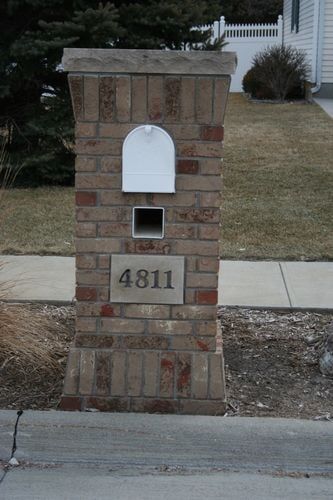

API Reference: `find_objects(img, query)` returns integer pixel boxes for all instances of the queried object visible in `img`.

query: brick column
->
[60,49,236,415]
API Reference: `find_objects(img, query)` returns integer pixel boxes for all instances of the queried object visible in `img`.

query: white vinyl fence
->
[212,16,283,92]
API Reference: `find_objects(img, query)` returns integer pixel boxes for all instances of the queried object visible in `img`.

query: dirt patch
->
[221,307,333,419]
[0,304,332,419]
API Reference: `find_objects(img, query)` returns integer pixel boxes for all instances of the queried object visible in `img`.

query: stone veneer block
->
[61,48,236,416]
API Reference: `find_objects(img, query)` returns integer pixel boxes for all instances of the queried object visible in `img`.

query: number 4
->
[119,269,133,288]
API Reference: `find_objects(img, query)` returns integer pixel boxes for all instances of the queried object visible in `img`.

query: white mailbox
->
[122,125,175,193]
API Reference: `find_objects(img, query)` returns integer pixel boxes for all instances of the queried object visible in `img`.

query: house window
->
[291,0,300,33]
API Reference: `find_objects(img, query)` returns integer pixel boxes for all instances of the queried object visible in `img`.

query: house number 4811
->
[119,269,174,289]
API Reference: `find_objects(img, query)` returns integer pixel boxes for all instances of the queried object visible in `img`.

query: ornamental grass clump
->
[243,44,310,102]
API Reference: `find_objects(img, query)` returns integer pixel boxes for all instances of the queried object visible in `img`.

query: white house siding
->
[322,1,333,84]
[283,0,315,80]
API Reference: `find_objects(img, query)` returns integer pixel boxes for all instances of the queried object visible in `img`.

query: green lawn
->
[1,94,332,260]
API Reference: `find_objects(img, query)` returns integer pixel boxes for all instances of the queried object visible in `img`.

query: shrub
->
[242,44,310,101]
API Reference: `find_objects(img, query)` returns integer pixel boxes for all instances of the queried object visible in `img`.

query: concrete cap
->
[62,48,237,75]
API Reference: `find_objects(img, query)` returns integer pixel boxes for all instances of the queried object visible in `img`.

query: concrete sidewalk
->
[1,255,332,310]
[0,410,332,499]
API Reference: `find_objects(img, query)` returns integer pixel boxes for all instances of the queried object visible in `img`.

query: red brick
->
[76,286,97,301]
[177,141,222,158]
[177,160,199,174]
[125,240,172,255]
[160,353,175,398]
[76,191,97,206]
[100,304,116,317]
[196,290,218,305]
[59,396,82,411]
[177,353,191,398]
[175,208,219,223]
[201,126,224,141]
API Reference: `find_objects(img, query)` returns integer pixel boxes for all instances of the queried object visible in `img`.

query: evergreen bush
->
[242,45,310,101]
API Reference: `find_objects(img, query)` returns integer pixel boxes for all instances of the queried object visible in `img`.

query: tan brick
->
[148,76,163,121]
[177,353,192,398]
[68,75,83,121]
[116,76,131,122]
[176,175,221,191]
[192,353,208,399]
[174,208,219,223]
[101,318,145,334]
[132,76,147,122]
[95,351,111,396]
[75,139,122,156]
[111,351,126,396]
[101,191,147,205]
[172,305,217,320]
[75,122,97,138]
[127,351,142,397]
[125,304,170,319]
[186,272,218,288]
[165,77,181,122]
[123,335,168,350]
[79,350,95,395]
[99,123,134,138]
[213,77,230,125]
[180,77,195,122]
[198,257,219,273]
[177,142,223,158]
[100,76,115,122]
[63,349,80,395]
[76,317,97,333]
[151,192,196,207]
[196,321,217,337]
[98,287,109,302]
[147,320,193,336]
[76,222,97,238]
[186,257,197,272]
[76,173,121,190]
[165,224,196,239]
[76,270,109,286]
[160,353,175,398]
[98,255,110,269]
[199,159,222,175]
[173,240,219,256]
[184,289,195,304]
[100,157,122,173]
[171,336,215,352]
[200,192,221,208]
[75,156,97,172]
[76,255,97,270]
[143,352,159,397]
[76,303,111,317]
[84,76,99,121]
[77,207,131,222]
[75,238,121,254]
[199,225,220,240]
[99,222,131,238]
[85,396,129,412]
[165,124,200,140]
[196,77,213,123]
[209,353,226,399]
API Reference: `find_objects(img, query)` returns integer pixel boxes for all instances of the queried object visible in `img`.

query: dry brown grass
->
[222,94,333,260]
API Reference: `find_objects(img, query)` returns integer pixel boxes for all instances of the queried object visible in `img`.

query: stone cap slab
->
[62,48,237,75]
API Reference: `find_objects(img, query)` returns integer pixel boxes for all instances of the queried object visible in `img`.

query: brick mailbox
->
[60,49,236,415]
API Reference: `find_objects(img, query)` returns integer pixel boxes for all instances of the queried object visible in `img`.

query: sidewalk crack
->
[279,262,292,308]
